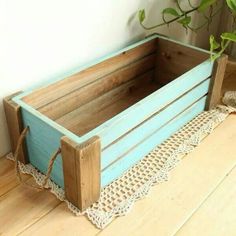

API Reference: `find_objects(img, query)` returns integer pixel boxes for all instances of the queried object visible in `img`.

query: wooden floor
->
[1,61,236,236]
[0,114,235,236]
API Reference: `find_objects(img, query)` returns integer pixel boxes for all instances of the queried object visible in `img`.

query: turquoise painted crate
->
[6,34,225,211]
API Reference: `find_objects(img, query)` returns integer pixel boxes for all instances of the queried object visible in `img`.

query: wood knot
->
[162,52,171,60]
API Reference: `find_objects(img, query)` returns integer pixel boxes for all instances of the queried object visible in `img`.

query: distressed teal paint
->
[101,79,210,170]
[15,99,81,144]
[82,60,213,148]
[101,96,207,187]
[21,108,64,188]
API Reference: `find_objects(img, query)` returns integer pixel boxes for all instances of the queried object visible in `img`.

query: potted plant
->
[138,0,236,61]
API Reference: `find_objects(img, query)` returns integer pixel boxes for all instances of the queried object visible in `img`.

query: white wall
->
[0,0,212,157]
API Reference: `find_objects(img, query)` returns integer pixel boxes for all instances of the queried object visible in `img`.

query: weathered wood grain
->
[81,60,213,149]
[56,70,157,136]
[3,92,28,164]
[22,39,157,109]
[61,136,101,211]
[39,54,157,120]
[155,38,209,84]
[206,54,228,109]
[61,137,79,205]
[222,58,236,94]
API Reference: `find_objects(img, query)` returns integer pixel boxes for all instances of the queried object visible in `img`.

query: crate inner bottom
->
[56,75,161,136]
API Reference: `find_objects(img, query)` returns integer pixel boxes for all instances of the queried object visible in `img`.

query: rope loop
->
[14,126,61,190]
[42,148,61,189]
[14,126,29,182]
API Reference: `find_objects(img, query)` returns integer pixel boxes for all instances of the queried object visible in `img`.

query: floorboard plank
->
[0,178,60,236]
[0,157,30,197]
[19,203,100,236]
[97,115,236,236]
[176,165,236,236]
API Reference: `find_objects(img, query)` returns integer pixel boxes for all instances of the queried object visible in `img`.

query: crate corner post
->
[3,92,28,164]
[206,54,228,110]
[61,136,101,211]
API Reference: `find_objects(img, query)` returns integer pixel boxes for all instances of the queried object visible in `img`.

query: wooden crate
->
[4,35,227,211]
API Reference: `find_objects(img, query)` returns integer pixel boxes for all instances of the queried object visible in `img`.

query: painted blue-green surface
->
[101,96,207,187]
[21,108,64,188]
[82,60,213,148]
[101,79,210,170]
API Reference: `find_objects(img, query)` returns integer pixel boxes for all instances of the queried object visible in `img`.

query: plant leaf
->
[210,35,220,50]
[138,9,146,23]
[177,16,191,26]
[198,0,217,12]
[162,8,180,17]
[226,0,236,13]
[221,32,236,42]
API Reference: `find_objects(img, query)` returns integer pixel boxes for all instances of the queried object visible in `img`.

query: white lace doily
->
[6,94,236,229]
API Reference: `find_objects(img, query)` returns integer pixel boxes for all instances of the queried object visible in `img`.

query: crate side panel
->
[101,96,207,187]
[82,60,213,148]
[21,108,64,188]
[22,39,157,109]
[101,79,210,169]
[155,37,210,85]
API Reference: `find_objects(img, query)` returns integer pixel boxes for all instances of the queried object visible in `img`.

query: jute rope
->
[14,126,61,190]
[14,127,31,185]
[42,148,61,189]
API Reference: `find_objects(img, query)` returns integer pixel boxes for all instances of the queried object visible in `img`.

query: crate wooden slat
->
[84,60,213,149]
[101,79,210,171]
[101,96,207,186]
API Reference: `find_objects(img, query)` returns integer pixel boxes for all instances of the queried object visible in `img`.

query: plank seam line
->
[16,201,62,236]
[172,162,236,236]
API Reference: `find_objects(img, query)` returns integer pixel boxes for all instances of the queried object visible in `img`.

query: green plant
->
[138,0,236,60]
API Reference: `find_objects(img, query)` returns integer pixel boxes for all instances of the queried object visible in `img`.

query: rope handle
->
[14,126,32,185]
[42,148,61,189]
[14,126,61,190]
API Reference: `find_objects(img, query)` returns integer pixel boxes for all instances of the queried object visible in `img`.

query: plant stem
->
[192,6,223,31]
[188,0,195,9]
[140,7,198,30]
[176,0,184,13]
[211,30,236,60]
